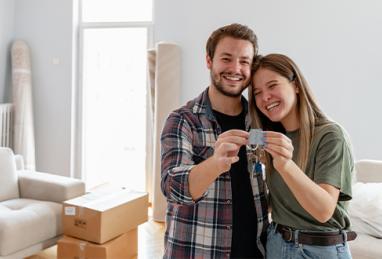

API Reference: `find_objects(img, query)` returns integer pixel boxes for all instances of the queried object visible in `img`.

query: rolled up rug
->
[11,40,36,170]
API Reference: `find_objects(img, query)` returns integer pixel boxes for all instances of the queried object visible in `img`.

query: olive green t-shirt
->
[267,122,354,231]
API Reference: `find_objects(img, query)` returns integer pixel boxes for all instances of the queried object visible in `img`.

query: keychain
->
[247,145,264,180]
[247,129,266,180]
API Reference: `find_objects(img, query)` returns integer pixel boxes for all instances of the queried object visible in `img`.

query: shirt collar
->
[192,87,250,129]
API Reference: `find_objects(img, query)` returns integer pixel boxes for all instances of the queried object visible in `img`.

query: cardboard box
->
[57,229,137,259]
[63,188,148,244]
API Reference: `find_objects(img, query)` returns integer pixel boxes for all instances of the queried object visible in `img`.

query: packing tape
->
[79,241,87,259]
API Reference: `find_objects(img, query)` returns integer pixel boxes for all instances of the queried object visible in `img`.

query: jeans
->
[266,223,352,259]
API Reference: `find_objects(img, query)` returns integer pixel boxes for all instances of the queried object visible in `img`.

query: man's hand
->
[212,129,249,174]
[189,129,249,200]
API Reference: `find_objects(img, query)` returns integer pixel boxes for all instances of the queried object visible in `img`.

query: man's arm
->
[189,130,248,200]
[161,112,197,205]
[161,111,249,204]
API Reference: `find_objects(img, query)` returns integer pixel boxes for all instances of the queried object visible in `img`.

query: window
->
[77,0,153,191]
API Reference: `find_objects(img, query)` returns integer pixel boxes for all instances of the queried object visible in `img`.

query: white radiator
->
[0,103,13,147]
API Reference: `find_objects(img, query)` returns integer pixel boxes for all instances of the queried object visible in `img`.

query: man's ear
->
[206,54,212,69]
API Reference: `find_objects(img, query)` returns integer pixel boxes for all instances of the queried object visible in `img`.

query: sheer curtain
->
[146,42,181,222]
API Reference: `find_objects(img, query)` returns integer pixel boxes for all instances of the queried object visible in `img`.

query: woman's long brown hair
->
[249,54,329,172]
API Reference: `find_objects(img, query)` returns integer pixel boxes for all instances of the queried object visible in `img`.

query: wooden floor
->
[26,220,165,259]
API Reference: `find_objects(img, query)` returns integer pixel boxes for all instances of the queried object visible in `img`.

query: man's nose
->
[228,60,241,73]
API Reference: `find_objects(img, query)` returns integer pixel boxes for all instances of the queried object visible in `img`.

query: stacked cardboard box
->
[58,188,148,259]
[57,229,137,259]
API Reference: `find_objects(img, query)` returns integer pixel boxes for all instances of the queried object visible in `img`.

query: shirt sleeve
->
[313,126,354,201]
[160,111,207,205]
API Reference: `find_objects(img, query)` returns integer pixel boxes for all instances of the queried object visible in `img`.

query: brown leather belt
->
[275,224,357,246]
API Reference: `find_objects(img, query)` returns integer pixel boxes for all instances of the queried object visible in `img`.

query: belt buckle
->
[285,226,293,242]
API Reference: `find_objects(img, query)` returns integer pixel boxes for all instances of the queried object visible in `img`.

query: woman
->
[249,53,356,258]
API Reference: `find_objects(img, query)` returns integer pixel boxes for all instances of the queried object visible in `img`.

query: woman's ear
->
[294,83,299,94]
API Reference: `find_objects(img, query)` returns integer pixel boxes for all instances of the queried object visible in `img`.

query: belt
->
[275,223,357,246]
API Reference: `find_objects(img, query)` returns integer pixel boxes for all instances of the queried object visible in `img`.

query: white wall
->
[155,0,382,160]
[0,0,15,102]
[1,0,380,178]
[13,0,75,176]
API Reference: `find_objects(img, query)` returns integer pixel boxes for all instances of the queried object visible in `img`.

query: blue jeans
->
[266,223,352,259]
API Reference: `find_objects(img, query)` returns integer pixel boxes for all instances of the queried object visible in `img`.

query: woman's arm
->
[275,160,339,223]
[264,131,339,223]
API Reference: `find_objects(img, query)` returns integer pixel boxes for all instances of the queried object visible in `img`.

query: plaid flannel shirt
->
[161,88,268,259]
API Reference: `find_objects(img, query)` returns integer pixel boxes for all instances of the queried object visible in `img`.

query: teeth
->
[266,102,279,110]
[223,75,242,81]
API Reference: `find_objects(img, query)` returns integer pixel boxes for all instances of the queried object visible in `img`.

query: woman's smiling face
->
[252,68,300,130]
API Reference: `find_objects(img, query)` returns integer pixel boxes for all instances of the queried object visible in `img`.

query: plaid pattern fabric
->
[161,88,268,258]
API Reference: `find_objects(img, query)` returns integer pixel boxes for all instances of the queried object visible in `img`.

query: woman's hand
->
[263,131,294,173]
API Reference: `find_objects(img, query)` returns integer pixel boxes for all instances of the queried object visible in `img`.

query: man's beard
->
[210,72,249,97]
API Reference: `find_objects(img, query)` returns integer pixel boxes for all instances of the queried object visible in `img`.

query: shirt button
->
[226,199,231,204]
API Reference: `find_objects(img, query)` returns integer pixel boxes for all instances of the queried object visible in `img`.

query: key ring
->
[246,144,259,154]
[246,144,260,163]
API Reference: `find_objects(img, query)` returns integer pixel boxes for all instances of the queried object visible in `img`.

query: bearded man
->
[161,23,268,259]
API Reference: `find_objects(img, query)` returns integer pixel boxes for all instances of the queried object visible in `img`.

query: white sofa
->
[349,160,382,259]
[0,147,85,259]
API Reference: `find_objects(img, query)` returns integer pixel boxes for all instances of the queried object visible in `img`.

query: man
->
[161,23,268,258]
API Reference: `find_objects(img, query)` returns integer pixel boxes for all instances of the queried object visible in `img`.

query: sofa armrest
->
[355,160,382,183]
[18,170,85,202]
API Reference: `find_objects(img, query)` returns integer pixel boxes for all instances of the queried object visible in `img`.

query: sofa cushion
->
[348,182,382,238]
[0,198,62,256]
[349,233,382,259]
[0,147,19,202]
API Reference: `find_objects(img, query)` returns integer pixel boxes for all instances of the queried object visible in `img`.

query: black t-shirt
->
[213,109,263,259]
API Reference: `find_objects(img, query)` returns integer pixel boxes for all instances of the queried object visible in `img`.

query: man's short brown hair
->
[206,23,258,60]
